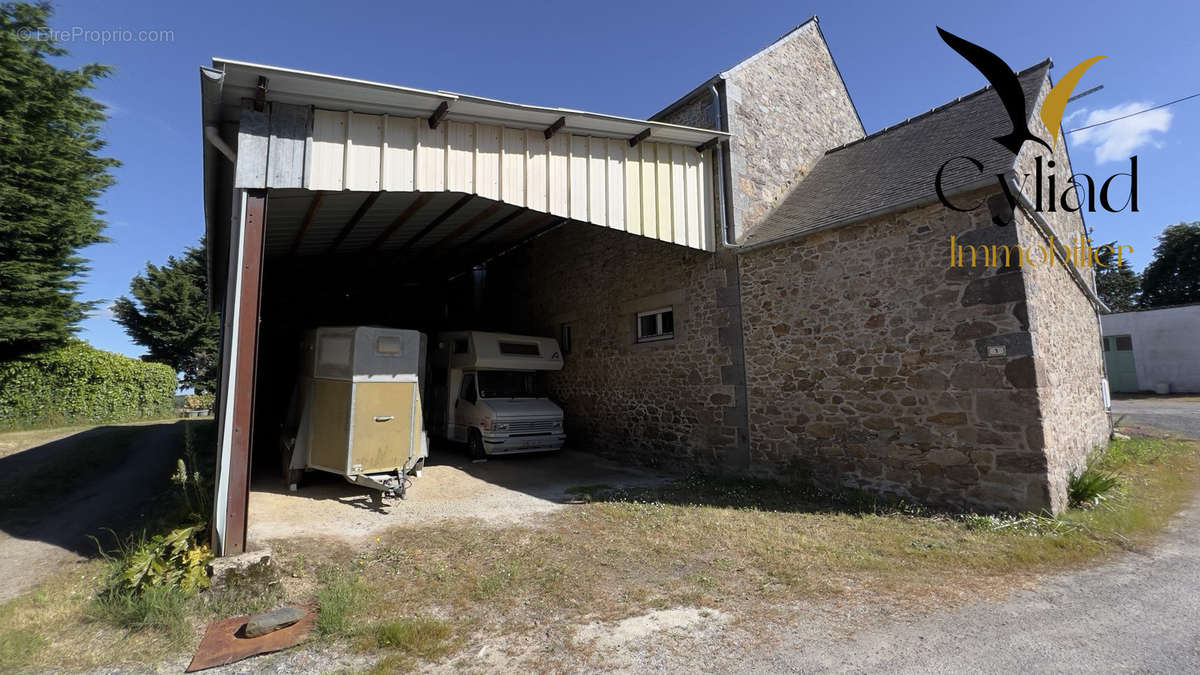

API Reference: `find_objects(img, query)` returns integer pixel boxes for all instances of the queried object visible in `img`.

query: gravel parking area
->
[247,449,671,545]
[1111,396,1200,439]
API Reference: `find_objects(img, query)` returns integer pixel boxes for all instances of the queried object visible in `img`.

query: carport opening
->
[246,188,611,502]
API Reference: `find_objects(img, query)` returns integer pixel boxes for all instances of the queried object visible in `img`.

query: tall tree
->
[1094,241,1140,312]
[0,2,117,359]
[113,240,219,393]
[1140,222,1200,308]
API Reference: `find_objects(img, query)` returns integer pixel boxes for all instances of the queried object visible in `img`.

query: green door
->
[1104,335,1139,392]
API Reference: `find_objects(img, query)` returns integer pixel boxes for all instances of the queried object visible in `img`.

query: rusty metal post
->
[213,189,267,556]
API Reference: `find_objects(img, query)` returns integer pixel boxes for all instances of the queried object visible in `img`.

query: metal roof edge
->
[211,58,726,143]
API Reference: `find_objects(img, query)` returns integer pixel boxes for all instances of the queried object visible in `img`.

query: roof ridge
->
[825,58,1052,155]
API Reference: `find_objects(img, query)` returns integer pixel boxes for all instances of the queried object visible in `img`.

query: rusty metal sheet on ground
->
[185,610,315,672]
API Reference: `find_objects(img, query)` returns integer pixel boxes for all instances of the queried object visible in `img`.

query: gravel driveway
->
[1110,397,1200,438]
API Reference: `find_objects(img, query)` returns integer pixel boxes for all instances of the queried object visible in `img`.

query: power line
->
[1065,92,1200,134]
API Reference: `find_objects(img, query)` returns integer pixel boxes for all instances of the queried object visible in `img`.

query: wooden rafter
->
[394,194,474,255]
[326,192,381,254]
[371,192,435,249]
[288,192,325,256]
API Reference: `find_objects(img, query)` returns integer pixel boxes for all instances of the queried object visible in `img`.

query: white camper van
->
[429,331,566,459]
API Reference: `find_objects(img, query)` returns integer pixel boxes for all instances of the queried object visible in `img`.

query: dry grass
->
[1,435,1196,672]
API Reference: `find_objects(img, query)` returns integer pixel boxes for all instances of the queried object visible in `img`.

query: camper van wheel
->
[468,430,487,461]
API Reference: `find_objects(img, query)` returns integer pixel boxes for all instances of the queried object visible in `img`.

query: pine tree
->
[0,2,117,359]
[113,240,220,393]
[1140,222,1200,308]
[1094,242,1140,312]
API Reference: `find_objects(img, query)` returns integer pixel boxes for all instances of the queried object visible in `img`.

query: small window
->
[459,374,477,404]
[560,323,573,355]
[376,336,404,355]
[453,338,469,354]
[499,341,540,356]
[636,307,674,343]
[1115,335,1133,351]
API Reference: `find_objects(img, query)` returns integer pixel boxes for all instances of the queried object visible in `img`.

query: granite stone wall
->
[519,223,749,470]
[737,188,1059,512]
[723,21,863,241]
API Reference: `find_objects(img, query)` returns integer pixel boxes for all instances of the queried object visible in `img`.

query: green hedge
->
[0,342,177,430]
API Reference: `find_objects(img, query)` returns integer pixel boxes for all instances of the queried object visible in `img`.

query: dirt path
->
[0,422,183,602]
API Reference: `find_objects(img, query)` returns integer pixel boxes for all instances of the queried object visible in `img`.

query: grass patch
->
[0,620,45,671]
[315,565,370,638]
[374,617,453,657]
[1,432,1196,672]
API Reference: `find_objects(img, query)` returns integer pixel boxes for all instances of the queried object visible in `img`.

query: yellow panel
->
[309,109,346,190]
[671,144,687,245]
[525,130,548,213]
[476,124,501,200]
[588,137,607,226]
[548,133,569,216]
[502,128,526,206]
[446,121,475,193]
[640,143,656,237]
[606,139,625,231]
[308,379,352,472]
[624,143,641,236]
[383,116,416,191]
[417,123,446,191]
[347,112,382,191]
[684,147,701,249]
[655,144,673,242]
[569,134,588,221]
[350,381,420,474]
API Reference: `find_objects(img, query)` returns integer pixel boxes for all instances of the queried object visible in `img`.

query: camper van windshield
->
[477,371,546,399]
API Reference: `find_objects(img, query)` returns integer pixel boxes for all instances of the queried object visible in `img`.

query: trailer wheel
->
[468,430,487,461]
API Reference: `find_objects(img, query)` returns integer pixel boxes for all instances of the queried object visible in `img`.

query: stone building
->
[202,16,1113,553]
[515,18,1109,513]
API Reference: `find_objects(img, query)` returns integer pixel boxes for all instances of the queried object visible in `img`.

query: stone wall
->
[1011,73,1110,510]
[652,20,864,243]
[737,188,1057,512]
[519,223,749,470]
[723,20,863,241]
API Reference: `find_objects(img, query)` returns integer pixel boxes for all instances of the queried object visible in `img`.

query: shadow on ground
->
[0,422,186,559]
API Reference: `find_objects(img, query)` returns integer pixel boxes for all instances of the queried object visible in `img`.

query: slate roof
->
[740,61,1051,248]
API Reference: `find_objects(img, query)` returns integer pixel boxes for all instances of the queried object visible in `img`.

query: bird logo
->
[937,27,1104,154]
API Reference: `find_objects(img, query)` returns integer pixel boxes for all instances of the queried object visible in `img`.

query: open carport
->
[201,59,727,555]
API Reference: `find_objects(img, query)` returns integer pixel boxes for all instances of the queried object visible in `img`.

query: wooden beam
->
[371,192,435,249]
[394,194,474,254]
[629,128,651,147]
[289,192,325,256]
[456,207,528,250]
[428,101,449,129]
[428,200,504,251]
[254,76,268,112]
[218,189,267,556]
[327,192,381,254]
[544,116,566,140]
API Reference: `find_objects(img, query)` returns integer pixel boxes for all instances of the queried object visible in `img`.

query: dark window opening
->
[1115,335,1133,351]
[560,323,573,355]
[460,374,477,404]
[636,307,674,343]
[477,370,546,399]
[499,341,540,356]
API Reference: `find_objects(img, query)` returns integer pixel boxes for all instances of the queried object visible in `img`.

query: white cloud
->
[87,302,117,321]
[1070,101,1172,164]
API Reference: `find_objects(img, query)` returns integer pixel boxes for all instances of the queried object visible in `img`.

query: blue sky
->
[43,0,1199,357]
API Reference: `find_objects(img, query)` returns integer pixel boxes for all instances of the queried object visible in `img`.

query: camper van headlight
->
[553,420,562,428]
[494,421,510,431]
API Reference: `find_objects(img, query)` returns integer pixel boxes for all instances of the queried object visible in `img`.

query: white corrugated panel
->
[305,109,716,251]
